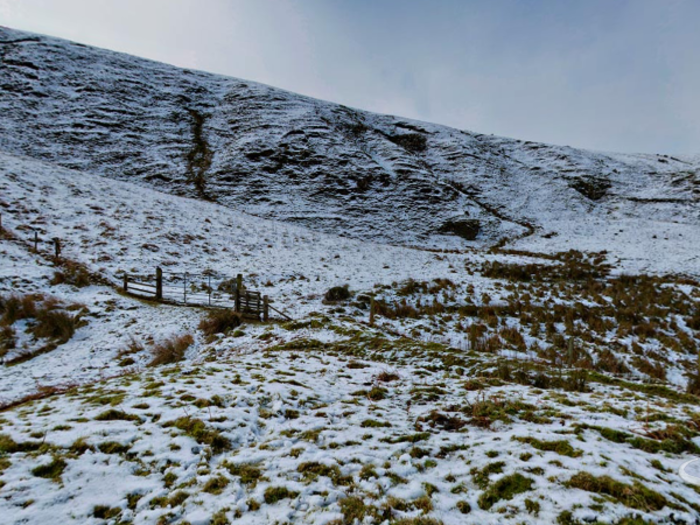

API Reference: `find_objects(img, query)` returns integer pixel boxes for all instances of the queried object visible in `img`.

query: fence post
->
[263,295,269,322]
[33,230,38,252]
[235,274,242,313]
[156,267,163,300]
[184,272,188,304]
[123,273,128,292]
[53,238,61,260]
[369,296,375,327]
[208,274,211,306]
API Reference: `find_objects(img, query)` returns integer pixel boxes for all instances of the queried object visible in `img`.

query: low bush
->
[31,309,79,343]
[0,325,16,357]
[387,132,427,153]
[0,294,38,325]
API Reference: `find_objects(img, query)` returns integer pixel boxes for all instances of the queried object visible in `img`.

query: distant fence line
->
[0,219,291,321]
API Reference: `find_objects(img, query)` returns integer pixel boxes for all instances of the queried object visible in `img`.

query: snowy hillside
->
[2,148,700,524]
[2,25,700,525]
[0,26,698,270]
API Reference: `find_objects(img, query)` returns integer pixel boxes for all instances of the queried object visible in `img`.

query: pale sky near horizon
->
[1,0,698,155]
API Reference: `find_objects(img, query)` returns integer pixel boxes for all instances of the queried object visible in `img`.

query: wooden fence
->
[122,268,290,321]
[1,221,291,321]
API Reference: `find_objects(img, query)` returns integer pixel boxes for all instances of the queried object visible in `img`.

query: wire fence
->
[124,270,238,308]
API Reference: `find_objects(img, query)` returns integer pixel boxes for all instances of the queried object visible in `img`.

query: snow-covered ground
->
[1,341,700,524]
[1,148,700,524]
[1,25,700,525]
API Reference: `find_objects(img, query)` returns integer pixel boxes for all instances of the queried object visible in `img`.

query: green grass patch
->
[97,441,130,455]
[94,409,141,422]
[168,417,230,453]
[478,473,534,510]
[514,436,583,457]
[297,461,352,486]
[263,486,299,504]
[381,432,430,444]
[566,472,667,511]
[360,419,391,428]
[203,475,230,495]
[471,461,505,489]
[31,456,66,481]
[223,461,265,487]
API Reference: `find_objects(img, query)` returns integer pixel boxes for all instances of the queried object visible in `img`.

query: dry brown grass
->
[149,334,194,366]
[375,369,400,382]
[0,294,39,325]
[50,259,93,288]
[198,309,242,336]
[0,294,86,364]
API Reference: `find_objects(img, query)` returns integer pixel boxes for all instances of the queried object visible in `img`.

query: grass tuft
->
[263,486,298,504]
[478,473,534,510]
[198,309,242,336]
[566,471,667,511]
[149,333,193,366]
[31,456,66,481]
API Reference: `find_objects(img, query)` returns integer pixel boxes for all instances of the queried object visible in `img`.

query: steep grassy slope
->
[1,27,698,253]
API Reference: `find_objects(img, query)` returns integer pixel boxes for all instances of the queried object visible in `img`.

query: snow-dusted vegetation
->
[1,26,699,525]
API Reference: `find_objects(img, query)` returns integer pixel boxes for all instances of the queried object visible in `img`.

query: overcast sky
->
[1,0,698,155]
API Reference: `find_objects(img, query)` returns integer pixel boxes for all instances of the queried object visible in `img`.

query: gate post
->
[156,267,163,300]
[123,273,128,292]
[184,272,188,304]
[235,274,242,312]
[263,295,269,322]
